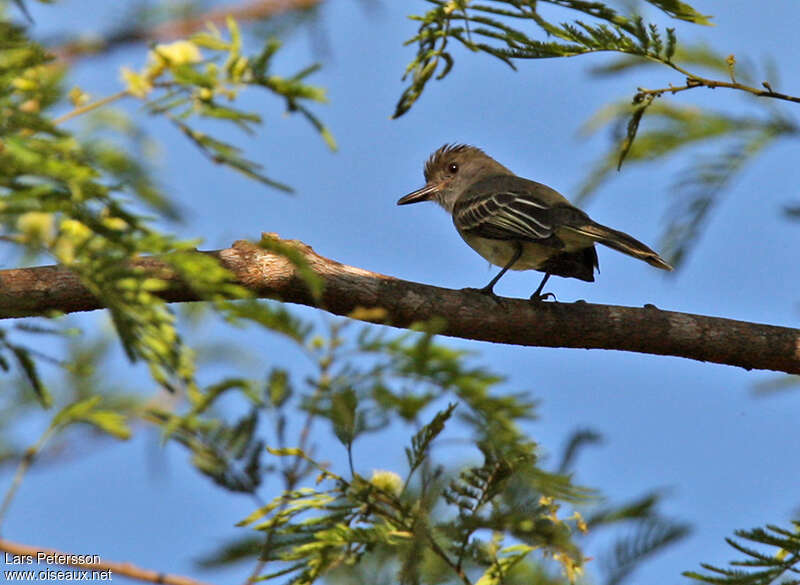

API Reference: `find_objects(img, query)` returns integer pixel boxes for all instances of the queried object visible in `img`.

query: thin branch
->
[0,234,798,375]
[50,0,324,62]
[245,325,338,584]
[0,538,213,585]
[0,427,56,530]
[427,531,471,585]
[635,75,800,104]
[52,90,130,125]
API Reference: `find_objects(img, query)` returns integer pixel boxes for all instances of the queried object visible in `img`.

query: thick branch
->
[0,235,798,375]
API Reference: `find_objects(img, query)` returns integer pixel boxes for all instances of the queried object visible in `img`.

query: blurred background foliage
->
[0,1,798,584]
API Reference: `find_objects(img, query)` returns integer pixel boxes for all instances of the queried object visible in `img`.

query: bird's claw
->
[529,291,556,303]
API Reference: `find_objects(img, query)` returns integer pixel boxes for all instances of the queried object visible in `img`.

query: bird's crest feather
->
[424,143,486,181]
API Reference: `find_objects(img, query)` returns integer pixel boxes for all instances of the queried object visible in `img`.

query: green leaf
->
[644,0,713,25]
[659,127,783,268]
[11,0,34,23]
[49,396,130,439]
[405,403,456,480]
[397,0,692,117]
[170,119,293,191]
[475,544,534,585]
[330,388,358,446]
[265,446,306,457]
[684,523,800,585]
[80,409,132,440]
[604,519,690,585]
[10,344,51,408]
[221,299,313,344]
[618,94,655,170]
[591,44,742,78]
[195,536,262,568]
[267,368,292,408]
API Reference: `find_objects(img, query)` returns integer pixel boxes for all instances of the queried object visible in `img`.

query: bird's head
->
[397,144,511,212]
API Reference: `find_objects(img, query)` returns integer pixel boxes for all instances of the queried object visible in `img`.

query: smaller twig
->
[52,90,130,125]
[51,0,324,62]
[245,322,341,584]
[362,494,471,585]
[427,531,471,585]
[0,429,55,531]
[0,538,213,585]
[634,76,800,104]
[454,462,506,573]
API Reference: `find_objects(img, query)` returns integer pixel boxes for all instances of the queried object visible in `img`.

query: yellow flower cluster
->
[120,40,204,99]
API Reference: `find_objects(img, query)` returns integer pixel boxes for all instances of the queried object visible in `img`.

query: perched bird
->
[397,144,672,300]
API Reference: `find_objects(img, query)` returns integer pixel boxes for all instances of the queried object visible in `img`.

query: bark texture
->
[0,234,798,375]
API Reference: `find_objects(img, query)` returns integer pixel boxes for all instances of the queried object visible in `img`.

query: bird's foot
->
[529,291,556,303]
[462,286,503,303]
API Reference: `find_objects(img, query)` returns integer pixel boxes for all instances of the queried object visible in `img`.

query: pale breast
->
[460,231,555,271]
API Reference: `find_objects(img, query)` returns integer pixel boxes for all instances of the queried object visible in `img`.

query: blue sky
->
[3,1,800,584]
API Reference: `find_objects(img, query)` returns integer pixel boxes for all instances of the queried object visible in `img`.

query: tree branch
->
[0,538,213,585]
[50,0,324,62]
[0,234,798,375]
[634,76,800,104]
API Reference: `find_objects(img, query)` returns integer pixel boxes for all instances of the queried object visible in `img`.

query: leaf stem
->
[53,90,130,125]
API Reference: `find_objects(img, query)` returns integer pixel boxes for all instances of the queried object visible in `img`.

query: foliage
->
[123,18,336,188]
[0,17,331,396]
[0,390,132,524]
[398,1,799,268]
[0,309,692,584]
[162,321,688,585]
[396,0,710,118]
[579,101,798,266]
[0,2,797,585]
[684,523,800,585]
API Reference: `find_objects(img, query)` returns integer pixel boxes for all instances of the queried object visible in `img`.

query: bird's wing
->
[453,176,567,241]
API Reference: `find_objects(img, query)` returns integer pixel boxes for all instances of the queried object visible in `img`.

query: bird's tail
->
[562,222,673,271]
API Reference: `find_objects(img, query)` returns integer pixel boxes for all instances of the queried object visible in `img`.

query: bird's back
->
[453,174,599,282]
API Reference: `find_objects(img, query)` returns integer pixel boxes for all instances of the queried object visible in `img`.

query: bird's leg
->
[475,242,522,296]
[529,273,555,302]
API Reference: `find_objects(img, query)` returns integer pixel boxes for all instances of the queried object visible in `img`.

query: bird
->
[397,144,672,301]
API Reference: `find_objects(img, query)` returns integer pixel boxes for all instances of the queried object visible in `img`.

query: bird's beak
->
[397,182,440,205]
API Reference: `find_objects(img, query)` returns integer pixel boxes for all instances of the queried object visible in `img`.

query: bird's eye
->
[448,163,459,174]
